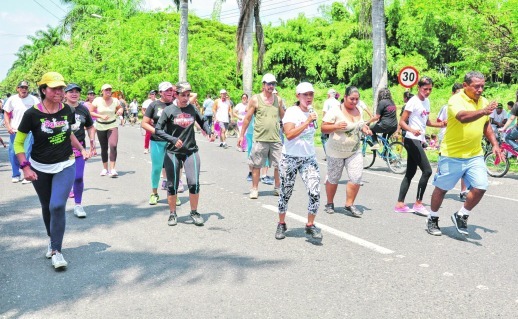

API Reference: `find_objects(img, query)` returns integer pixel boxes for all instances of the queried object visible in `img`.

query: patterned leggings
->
[278,154,320,215]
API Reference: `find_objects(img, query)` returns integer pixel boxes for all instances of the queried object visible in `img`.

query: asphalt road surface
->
[1,125,518,318]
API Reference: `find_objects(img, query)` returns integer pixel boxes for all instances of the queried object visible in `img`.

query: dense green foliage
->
[1,0,517,112]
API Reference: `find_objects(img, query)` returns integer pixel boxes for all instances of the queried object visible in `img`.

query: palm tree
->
[211,0,226,21]
[173,0,191,82]
[371,0,387,108]
[236,0,264,97]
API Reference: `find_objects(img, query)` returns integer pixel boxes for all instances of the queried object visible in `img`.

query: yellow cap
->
[37,72,66,88]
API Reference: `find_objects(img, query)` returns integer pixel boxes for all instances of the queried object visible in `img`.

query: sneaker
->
[21,178,31,184]
[11,176,21,183]
[46,242,52,259]
[324,203,335,214]
[369,143,381,151]
[176,197,181,206]
[451,212,469,236]
[51,252,68,269]
[178,180,185,193]
[275,223,287,240]
[305,224,323,240]
[219,143,224,147]
[167,212,178,226]
[412,204,429,217]
[190,211,204,226]
[426,216,442,236]
[223,143,229,149]
[459,191,468,202]
[73,205,86,218]
[249,188,259,199]
[109,170,118,178]
[144,149,149,154]
[394,205,415,213]
[261,176,273,185]
[149,193,159,205]
[69,191,74,198]
[273,187,280,196]
[100,169,108,176]
[246,172,252,182]
[161,179,167,190]
[345,205,363,217]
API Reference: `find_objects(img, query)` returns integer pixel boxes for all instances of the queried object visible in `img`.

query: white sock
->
[458,206,471,216]
[429,210,439,218]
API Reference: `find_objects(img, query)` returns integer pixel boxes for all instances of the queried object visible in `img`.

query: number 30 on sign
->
[398,66,419,88]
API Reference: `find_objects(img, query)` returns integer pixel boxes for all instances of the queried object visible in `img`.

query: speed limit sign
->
[398,66,419,88]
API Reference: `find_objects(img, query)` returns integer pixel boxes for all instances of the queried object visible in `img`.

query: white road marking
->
[262,204,394,255]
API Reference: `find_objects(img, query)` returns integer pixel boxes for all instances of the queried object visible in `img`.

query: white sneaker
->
[46,242,52,259]
[11,177,21,183]
[74,205,86,218]
[51,252,68,269]
[21,178,32,184]
[100,169,108,176]
[249,188,259,199]
[109,170,118,178]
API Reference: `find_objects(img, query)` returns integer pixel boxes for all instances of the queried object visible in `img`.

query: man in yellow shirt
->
[427,71,503,237]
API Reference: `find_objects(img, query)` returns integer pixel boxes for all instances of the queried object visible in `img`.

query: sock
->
[429,210,439,218]
[458,206,471,216]
[170,211,176,215]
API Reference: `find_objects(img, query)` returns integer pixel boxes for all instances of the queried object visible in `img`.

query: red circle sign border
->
[398,66,419,88]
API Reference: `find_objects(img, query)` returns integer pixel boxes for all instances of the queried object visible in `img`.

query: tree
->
[174,0,192,82]
[371,0,387,106]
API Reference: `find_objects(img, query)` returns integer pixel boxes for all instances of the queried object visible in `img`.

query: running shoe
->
[345,205,363,217]
[246,172,252,182]
[21,179,31,184]
[149,193,159,205]
[46,242,52,259]
[412,204,429,217]
[161,179,167,190]
[190,211,204,226]
[178,180,185,193]
[324,203,335,214]
[69,191,74,198]
[275,223,287,240]
[176,197,181,206]
[273,187,280,196]
[168,212,178,226]
[305,224,323,239]
[459,191,468,202]
[109,170,118,178]
[11,176,21,183]
[249,188,259,199]
[219,143,224,147]
[451,212,469,236]
[144,149,149,154]
[261,176,273,185]
[51,252,68,269]
[100,169,108,176]
[426,216,442,236]
[394,205,415,213]
[74,205,86,218]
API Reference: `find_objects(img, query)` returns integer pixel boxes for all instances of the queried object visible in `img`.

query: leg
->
[97,130,109,170]
[504,127,518,151]
[183,152,202,211]
[31,168,53,237]
[277,155,298,219]
[8,133,20,178]
[298,156,320,223]
[150,140,167,193]
[430,186,448,212]
[163,152,182,212]
[48,164,75,252]
[342,152,364,215]
[73,156,86,204]
[325,156,346,205]
[396,138,418,205]
[107,128,119,171]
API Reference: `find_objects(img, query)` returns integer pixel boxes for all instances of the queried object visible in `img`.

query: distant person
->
[213,89,232,148]
[321,88,340,153]
[489,103,507,132]
[234,93,249,152]
[142,90,157,154]
[499,90,518,151]
[202,94,214,130]
[129,98,139,120]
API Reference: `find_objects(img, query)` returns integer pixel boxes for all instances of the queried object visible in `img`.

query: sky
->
[0,0,336,83]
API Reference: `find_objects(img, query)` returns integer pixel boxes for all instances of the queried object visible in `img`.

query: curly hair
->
[377,88,393,103]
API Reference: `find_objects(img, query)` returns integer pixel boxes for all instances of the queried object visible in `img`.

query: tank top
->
[254,94,281,142]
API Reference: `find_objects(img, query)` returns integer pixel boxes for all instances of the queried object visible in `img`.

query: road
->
[1,125,518,318]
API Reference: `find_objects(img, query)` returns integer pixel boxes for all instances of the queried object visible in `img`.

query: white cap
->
[296,82,314,94]
[101,83,112,91]
[327,88,336,95]
[220,89,227,94]
[158,82,173,92]
[261,73,276,83]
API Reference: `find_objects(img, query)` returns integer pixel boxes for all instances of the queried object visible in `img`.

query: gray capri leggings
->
[163,151,201,195]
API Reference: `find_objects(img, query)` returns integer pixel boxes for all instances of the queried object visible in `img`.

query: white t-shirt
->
[437,104,448,142]
[234,102,247,125]
[282,105,315,157]
[3,94,40,129]
[490,109,508,123]
[215,99,230,123]
[322,104,364,158]
[323,97,340,115]
[404,95,430,143]
[129,101,138,113]
[142,99,153,111]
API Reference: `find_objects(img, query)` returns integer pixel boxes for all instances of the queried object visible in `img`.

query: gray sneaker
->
[51,252,68,269]
[275,223,287,240]
[426,216,442,236]
[345,205,363,217]
[451,212,469,236]
[168,212,178,226]
[45,242,52,259]
[324,203,335,214]
[249,188,259,199]
[190,211,204,226]
[73,205,86,218]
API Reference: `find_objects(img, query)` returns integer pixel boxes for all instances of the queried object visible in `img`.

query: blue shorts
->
[432,156,488,191]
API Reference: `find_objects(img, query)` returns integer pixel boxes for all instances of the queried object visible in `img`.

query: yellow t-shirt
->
[440,90,489,158]
[92,97,120,131]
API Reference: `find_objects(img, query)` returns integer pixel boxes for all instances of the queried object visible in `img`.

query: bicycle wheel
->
[362,139,376,169]
[484,152,509,177]
[386,141,407,174]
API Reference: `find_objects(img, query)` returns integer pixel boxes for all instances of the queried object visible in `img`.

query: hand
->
[81,148,91,160]
[116,109,123,116]
[307,111,317,124]
[237,136,243,147]
[335,121,347,130]
[485,101,497,115]
[22,167,38,181]
[89,146,97,157]
[413,129,422,137]
[102,115,110,121]
[493,146,505,163]
[7,127,16,135]
[174,139,183,148]
[209,134,216,142]
[498,127,505,132]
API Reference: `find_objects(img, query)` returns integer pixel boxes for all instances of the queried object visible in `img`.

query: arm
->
[483,120,504,161]
[500,114,516,131]
[70,133,90,159]
[283,116,314,141]
[154,110,179,146]
[85,125,97,156]
[212,99,218,118]
[88,102,109,121]
[14,132,38,181]
[4,111,14,134]
[238,97,256,140]
[456,101,497,123]
[194,108,215,141]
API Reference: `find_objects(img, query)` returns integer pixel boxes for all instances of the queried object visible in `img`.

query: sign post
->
[398,66,419,88]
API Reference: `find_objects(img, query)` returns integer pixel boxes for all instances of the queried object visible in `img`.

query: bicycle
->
[484,132,518,177]
[362,133,408,174]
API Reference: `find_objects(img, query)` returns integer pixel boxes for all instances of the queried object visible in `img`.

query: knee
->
[422,168,433,178]
[188,184,200,194]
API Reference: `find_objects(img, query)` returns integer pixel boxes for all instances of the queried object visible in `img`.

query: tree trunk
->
[371,0,387,110]
[178,0,189,82]
[242,6,254,98]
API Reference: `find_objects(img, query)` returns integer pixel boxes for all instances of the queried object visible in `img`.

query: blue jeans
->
[505,127,518,151]
[9,132,33,178]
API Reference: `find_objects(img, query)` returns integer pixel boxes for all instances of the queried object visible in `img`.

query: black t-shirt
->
[376,98,398,131]
[69,102,94,144]
[18,104,76,164]
[155,102,212,155]
[145,100,172,141]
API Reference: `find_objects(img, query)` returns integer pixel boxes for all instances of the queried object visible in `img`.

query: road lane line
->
[262,204,395,255]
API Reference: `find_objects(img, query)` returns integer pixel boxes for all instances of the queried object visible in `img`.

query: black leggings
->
[370,123,395,144]
[163,151,201,195]
[397,138,432,202]
[97,128,118,163]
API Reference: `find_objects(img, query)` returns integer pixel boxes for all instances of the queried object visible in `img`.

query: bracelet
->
[20,160,31,169]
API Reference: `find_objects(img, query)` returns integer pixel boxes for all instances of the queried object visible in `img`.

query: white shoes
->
[100,169,108,176]
[74,205,86,218]
[21,178,31,184]
[46,242,52,259]
[11,176,21,183]
[51,252,68,269]
[109,169,118,178]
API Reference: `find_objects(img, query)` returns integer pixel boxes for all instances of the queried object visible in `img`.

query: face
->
[297,91,314,107]
[496,108,503,114]
[87,93,95,101]
[220,93,226,100]
[463,77,485,101]
[65,89,81,104]
[241,95,248,103]
[44,86,65,103]
[344,92,360,108]
[160,88,174,103]
[418,84,433,99]
[149,92,156,100]
[263,81,276,94]
[176,91,190,107]
[17,86,29,98]
[102,88,112,98]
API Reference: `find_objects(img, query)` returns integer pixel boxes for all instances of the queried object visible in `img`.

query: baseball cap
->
[158,82,173,92]
[327,88,336,95]
[87,90,95,95]
[101,83,112,91]
[17,80,29,88]
[37,72,66,88]
[220,89,227,94]
[261,73,276,83]
[176,82,192,93]
[65,83,81,92]
[296,82,314,94]
[149,90,157,95]
[497,103,503,108]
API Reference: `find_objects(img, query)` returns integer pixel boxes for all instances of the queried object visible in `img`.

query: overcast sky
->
[0,0,334,82]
